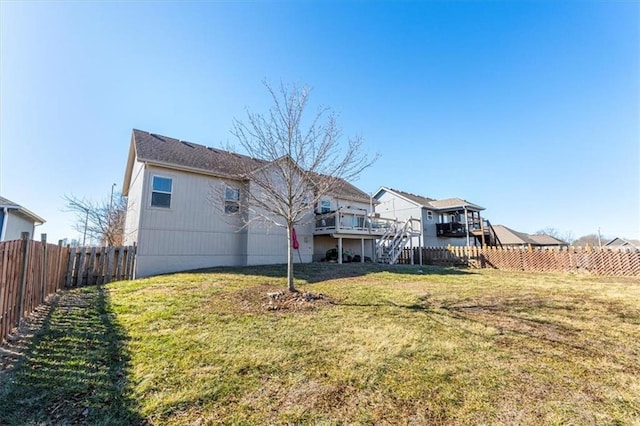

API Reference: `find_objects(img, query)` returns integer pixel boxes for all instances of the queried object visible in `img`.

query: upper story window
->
[225,187,240,213]
[320,200,331,214]
[426,210,433,221]
[151,176,172,208]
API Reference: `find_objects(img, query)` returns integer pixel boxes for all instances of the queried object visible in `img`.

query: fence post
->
[17,232,30,327]
[65,246,76,287]
[41,234,47,303]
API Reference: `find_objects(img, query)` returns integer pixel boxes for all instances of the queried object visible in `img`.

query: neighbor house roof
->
[492,225,568,247]
[605,237,640,248]
[124,129,370,203]
[374,187,484,211]
[492,225,537,246]
[528,234,568,246]
[0,196,45,224]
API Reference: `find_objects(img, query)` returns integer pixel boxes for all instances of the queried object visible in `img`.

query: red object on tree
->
[291,227,300,249]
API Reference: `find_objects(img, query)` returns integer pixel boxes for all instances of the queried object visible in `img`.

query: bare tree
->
[571,234,602,248]
[229,81,377,291]
[63,192,127,246]
[535,227,575,244]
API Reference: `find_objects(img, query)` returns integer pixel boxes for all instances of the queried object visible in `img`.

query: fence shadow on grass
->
[191,262,474,284]
[0,285,145,425]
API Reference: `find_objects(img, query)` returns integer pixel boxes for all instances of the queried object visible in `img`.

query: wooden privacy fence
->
[1,234,136,344]
[65,244,136,287]
[398,246,640,276]
[0,234,69,344]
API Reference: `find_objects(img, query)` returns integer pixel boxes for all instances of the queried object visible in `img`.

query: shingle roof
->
[129,129,370,203]
[492,225,537,246]
[133,129,266,177]
[605,237,640,248]
[377,188,484,211]
[428,198,484,211]
[0,196,45,224]
[384,188,435,207]
[528,234,568,246]
[493,225,568,246]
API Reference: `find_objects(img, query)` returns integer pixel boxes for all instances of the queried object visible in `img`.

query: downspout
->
[0,208,8,240]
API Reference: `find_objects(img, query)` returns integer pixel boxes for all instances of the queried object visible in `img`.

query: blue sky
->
[1,1,638,243]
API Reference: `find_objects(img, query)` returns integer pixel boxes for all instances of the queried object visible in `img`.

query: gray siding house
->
[0,196,45,241]
[123,129,380,277]
[372,187,495,247]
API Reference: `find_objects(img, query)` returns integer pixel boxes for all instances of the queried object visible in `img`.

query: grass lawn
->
[1,264,639,425]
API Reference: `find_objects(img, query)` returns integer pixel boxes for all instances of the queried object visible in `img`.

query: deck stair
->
[470,219,502,247]
[376,218,422,264]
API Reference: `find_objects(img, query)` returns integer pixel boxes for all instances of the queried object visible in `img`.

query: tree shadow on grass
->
[190,262,474,284]
[0,286,145,425]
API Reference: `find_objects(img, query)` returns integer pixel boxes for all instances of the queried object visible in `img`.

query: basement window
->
[225,187,240,213]
[151,176,172,208]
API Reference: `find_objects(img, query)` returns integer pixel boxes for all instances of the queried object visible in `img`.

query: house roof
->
[493,225,568,246]
[428,197,485,211]
[528,234,568,246]
[374,187,484,211]
[124,129,370,203]
[492,225,537,246]
[0,196,46,224]
[605,237,640,248]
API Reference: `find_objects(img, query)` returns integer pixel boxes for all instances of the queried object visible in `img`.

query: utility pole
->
[597,227,602,249]
[108,183,116,217]
[108,183,116,247]
[82,207,89,247]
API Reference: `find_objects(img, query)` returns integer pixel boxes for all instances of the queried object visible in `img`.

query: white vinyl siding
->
[2,212,36,241]
[123,159,145,246]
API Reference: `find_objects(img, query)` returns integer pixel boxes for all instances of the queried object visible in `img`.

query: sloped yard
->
[1,264,639,424]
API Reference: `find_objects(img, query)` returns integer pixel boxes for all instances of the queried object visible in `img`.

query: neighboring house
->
[122,129,383,278]
[605,237,640,250]
[492,225,569,248]
[0,196,45,241]
[372,187,496,247]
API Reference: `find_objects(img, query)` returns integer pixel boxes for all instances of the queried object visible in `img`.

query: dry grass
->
[1,264,639,425]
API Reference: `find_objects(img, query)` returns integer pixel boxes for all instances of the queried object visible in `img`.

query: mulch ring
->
[232,284,334,313]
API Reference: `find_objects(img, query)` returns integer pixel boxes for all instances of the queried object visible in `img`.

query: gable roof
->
[123,129,370,203]
[373,187,484,211]
[605,237,640,248]
[0,196,45,224]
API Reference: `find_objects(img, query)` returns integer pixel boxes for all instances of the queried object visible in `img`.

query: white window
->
[320,200,331,213]
[151,176,172,208]
[426,211,433,221]
[225,187,240,213]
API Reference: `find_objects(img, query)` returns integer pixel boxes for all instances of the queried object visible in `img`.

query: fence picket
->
[0,239,137,344]
[411,246,640,276]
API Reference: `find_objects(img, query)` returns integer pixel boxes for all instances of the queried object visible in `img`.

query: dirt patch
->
[230,284,334,313]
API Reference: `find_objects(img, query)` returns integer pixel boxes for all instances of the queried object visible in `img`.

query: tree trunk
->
[287,224,295,292]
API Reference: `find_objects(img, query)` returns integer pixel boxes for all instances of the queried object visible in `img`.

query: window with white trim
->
[320,200,331,213]
[151,176,172,208]
[426,210,433,221]
[225,187,240,213]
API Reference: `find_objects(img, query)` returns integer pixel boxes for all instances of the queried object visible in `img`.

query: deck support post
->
[338,237,343,265]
